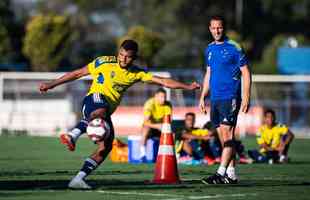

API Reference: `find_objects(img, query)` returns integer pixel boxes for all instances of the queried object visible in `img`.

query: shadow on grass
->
[205,180,310,188]
[0,179,194,190]
[0,178,309,191]
[0,191,35,198]
[0,169,154,177]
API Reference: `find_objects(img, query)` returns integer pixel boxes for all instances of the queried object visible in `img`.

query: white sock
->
[226,166,237,180]
[75,171,87,180]
[217,165,226,176]
[140,145,146,157]
[68,128,83,143]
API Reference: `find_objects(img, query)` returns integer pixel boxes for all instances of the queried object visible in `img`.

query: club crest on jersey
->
[97,73,104,84]
[222,49,227,56]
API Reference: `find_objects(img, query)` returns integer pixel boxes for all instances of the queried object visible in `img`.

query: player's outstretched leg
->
[68,131,113,189]
[68,107,114,189]
[60,119,88,151]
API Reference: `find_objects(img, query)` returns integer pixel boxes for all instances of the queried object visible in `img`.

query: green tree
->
[121,0,237,67]
[28,0,310,70]
[226,30,253,53]
[118,26,164,66]
[0,24,12,63]
[261,0,310,20]
[23,14,77,71]
[0,0,14,63]
[70,0,117,13]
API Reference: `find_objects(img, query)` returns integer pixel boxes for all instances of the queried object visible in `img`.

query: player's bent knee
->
[223,140,235,148]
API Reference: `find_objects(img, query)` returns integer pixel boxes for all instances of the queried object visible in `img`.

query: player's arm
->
[143,115,162,130]
[259,143,273,151]
[181,131,210,141]
[278,129,294,152]
[150,76,200,90]
[240,65,251,113]
[199,67,210,114]
[39,66,89,93]
[283,129,294,145]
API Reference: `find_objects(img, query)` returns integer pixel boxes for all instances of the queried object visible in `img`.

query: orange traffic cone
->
[152,114,180,184]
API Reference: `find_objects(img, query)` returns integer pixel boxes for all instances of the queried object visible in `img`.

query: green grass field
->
[0,135,309,200]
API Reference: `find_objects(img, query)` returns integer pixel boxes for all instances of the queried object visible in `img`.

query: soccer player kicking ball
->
[39,40,200,189]
[199,16,251,184]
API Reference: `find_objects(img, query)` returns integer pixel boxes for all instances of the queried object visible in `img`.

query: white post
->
[0,73,3,132]
[0,73,3,102]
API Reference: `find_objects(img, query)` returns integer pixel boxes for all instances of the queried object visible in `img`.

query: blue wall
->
[278,47,310,74]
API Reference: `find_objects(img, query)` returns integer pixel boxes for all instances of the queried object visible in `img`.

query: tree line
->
[0,0,309,73]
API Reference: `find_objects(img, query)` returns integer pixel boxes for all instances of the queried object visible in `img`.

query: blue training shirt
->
[204,37,248,101]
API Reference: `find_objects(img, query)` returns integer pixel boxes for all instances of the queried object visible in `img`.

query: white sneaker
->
[68,177,91,189]
[279,155,288,163]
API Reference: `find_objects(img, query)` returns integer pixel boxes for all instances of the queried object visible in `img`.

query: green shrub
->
[118,26,164,66]
[23,14,77,71]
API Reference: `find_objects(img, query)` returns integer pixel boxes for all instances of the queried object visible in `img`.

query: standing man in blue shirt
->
[199,15,251,184]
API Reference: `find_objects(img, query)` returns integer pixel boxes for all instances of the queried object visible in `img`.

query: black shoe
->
[202,173,239,185]
[223,174,238,184]
[202,173,226,184]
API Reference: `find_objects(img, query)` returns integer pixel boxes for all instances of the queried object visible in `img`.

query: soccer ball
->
[86,118,110,142]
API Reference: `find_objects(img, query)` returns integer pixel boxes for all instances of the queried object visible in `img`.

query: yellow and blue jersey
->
[143,97,172,123]
[87,56,153,114]
[256,124,288,153]
[204,37,248,100]
[175,128,209,153]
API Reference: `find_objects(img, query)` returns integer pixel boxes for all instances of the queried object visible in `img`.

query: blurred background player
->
[175,115,252,165]
[199,15,251,184]
[234,140,253,164]
[39,39,200,189]
[175,113,221,165]
[248,109,294,164]
[202,122,253,165]
[140,88,172,160]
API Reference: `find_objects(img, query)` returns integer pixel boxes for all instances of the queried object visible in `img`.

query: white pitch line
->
[97,190,181,198]
[163,199,184,200]
[187,193,256,199]
[4,189,256,200]
[97,190,257,199]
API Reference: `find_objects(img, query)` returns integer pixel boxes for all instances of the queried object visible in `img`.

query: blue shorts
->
[210,98,241,128]
[82,93,111,120]
[82,93,114,137]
